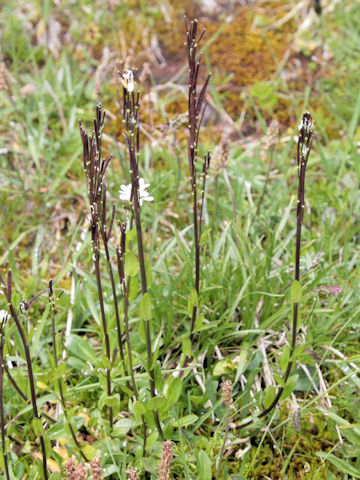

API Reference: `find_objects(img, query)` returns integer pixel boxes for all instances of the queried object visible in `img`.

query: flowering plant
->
[119,178,154,206]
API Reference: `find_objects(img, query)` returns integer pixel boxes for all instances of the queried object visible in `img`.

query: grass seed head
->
[91,456,103,480]
[221,379,234,409]
[158,440,174,480]
[127,467,139,480]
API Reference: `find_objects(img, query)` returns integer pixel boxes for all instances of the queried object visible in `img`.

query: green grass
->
[0,1,360,479]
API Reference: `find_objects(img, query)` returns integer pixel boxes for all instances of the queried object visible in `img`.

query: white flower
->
[119,178,154,206]
[0,309,10,323]
[119,183,132,202]
[121,70,135,93]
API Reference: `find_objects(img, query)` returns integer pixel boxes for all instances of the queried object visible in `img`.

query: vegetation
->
[0,0,360,478]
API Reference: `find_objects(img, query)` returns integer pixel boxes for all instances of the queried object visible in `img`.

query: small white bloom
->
[119,183,133,203]
[19,301,28,313]
[0,309,10,323]
[302,144,307,156]
[121,70,135,92]
[119,178,154,206]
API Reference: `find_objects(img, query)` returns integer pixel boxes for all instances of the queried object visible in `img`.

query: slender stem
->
[133,199,164,440]
[4,365,56,425]
[101,226,128,378]
[116,219,148,451]
[216,408,230,479]
[116,262,138,400]
[190,172,199,341]
[49,284,88,462]
[93,253,113,428]
[80,106,114,429]
[1,274,48,480]
[184,18,211,347]
[236,112,313,431]
[5,364,27,402]
[0,328,10,480]
[121,80,163,440]
[124,276,148,450]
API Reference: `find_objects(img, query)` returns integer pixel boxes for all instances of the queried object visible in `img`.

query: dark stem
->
[185,18,211,348]
[0,327,10,480]
[100,222,128,378]
[133,198,164,441]
[236,112,313,431]
[4,365,56,425]
[116,218,149,451]
[93,254,113,428]
[49,282,88,462]
[190,174,199,341]
[116,257,138,400]
[80,106,114,429]
[122,77,163,440]
[1,273,48,480]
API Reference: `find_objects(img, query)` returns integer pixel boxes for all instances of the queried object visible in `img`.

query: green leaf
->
[128,276,139,301]
[101,355,111,370]
[146,431,158,450]
[125,251,138,277]
[139,320,146,343]
[133,401,146,420]
[66,334,97,363]
[273,373,285,388]
[139,293,152,320]
[146,397,168,412]
[32,418,43,436]
[263,385,276,409]
[182,338,192,356]
[290,281,302,303]
[145,259,152,288]
[154,361,164,392]
[234,342,249,384]
[166,377,182,404]
[44,433,52,459]
[47,423,68,441]
[279,345,290,372]
[200,228,212,245]
[98,391,107,410]
[55,362,67,378]
[178,414,198,427]
[197,450,212,480]
[322,410,360,446]
[281,374,299,400]
[187,288,198,316]
[191,288,198,307]
[317,452,360,478]
[103,395,120,408]
[213,358,234,376]
[113,418,133,436]
[49,474,62,480]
